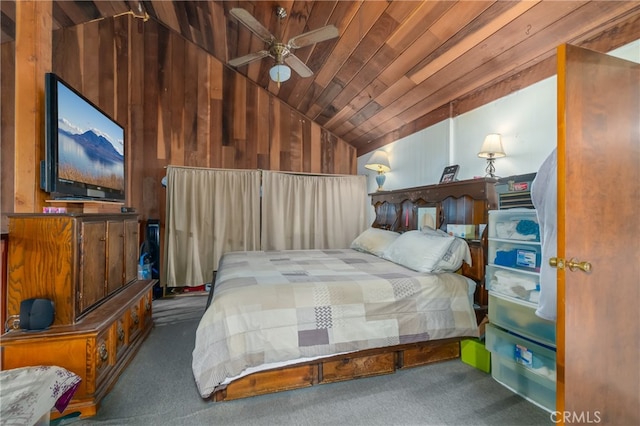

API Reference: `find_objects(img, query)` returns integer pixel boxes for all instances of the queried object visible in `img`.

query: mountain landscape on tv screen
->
[57,122,124,191]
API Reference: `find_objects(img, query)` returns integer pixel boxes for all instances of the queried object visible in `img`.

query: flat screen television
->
[41,72,125,202]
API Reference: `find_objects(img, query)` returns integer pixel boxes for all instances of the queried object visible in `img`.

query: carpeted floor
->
[152,293,210,326]
[70,294,552,425]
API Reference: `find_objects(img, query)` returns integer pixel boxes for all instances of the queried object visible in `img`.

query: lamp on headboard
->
[364,150,391,191]
[478,134,506,178]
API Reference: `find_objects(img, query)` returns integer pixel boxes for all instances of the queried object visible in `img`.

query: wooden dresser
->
[0,213,156,419]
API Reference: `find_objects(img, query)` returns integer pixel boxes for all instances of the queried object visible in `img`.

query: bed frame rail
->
[211,339,461,402]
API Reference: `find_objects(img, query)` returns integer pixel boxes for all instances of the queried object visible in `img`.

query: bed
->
[193,226,482,401]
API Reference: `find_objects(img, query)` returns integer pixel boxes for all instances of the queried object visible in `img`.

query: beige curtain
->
[164,166,261,287]
[261,171,368,250]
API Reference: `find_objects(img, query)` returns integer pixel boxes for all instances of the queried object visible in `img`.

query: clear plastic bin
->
[485,323,555,379]
[489,340,556,413]
[488,292,556,347]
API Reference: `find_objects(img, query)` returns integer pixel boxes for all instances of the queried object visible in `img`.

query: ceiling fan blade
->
[287,25,339,49]
[229,8,275,44]
[229,50,271,67]
[285,54,314,78]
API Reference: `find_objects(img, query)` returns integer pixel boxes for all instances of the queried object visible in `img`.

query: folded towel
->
[495,220,539,241]
[494,269,538,290]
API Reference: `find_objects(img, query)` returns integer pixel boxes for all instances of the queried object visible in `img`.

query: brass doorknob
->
[549,257,592,273]
[549,257,564,269]
[567,258,592,273]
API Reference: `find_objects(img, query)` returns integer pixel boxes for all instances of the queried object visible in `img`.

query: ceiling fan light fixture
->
[270,64,291,85]
[228,7,339,84]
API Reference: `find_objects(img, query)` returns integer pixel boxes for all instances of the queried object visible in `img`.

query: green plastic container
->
[460,338,491,373]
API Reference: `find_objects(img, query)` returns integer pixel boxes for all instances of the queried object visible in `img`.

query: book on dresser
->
[0,213,157,420]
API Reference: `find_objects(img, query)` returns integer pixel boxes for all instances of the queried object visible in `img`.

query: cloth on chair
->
[0,365,81,425]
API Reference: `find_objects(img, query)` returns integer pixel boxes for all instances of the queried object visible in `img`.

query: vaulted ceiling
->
[2,1,639,156]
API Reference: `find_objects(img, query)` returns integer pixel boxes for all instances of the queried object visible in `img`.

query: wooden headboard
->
[369,177,498,308]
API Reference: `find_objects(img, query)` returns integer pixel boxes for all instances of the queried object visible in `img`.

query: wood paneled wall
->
[1,41,15,232]
[1,14,357,231]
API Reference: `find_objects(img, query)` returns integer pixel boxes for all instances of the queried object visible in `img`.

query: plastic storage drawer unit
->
[485,323,555,379]
[487,209,542,301]
[488,292,556,348]
[489,350,556,412]
[486,324,556,413]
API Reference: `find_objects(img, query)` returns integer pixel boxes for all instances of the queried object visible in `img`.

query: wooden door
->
[79,221,107,314]
[106,220,124,295]
[124,220,140,284]
[557,44,639,424]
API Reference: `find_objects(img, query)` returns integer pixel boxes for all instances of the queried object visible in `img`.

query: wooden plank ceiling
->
[2,1,639,156]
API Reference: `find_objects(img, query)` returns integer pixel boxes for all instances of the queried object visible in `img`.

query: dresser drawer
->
[128,301,142,343]
[95,326,114,387]
[485,324,555,379]
[115,315,127,359]
[488,292,556,347]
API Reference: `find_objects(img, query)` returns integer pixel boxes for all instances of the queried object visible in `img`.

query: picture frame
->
[439,165,460,183]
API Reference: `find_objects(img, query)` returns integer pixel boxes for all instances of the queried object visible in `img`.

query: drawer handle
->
[145,301,151,312]
[131,310,139,325]
[99,342,108,361]
[117,324,125,341]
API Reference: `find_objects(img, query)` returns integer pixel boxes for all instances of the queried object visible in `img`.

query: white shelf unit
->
[485,208,556,413]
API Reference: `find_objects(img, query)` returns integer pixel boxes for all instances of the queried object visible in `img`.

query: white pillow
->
[434,236,472,272]
[382,230,455,273]
[351,228,400,257]
[421,228,472,272]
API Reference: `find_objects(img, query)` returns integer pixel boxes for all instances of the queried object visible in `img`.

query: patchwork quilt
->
[192,249,478,398]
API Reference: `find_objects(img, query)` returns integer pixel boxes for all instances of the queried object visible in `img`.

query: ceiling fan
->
[228,6,339,85]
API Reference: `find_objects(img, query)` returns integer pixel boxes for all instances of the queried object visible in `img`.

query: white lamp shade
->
[364,150,391,173]
[269,64,291,83]
[478,133,506,158]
